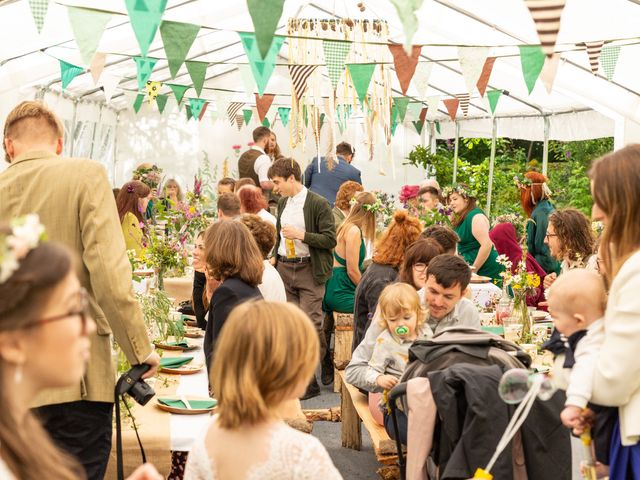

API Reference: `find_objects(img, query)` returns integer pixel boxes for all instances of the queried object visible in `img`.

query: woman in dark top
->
[192,231,219,330]
[203,221,264,372]
[352,210,422,351]
[398,238,444,290]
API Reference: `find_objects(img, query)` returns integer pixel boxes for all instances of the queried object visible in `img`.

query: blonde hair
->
[163,178,184,202]
[337,191,377,243]
[3,101,64,162]
[377,283,427,328]
[547,269,606,323]
[211,301,319,429]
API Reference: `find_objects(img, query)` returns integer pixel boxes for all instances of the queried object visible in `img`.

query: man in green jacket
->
[269,158,336,399]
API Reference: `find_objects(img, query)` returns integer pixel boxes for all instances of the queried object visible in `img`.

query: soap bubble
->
[529,374,556,401]
[498,369,530,404]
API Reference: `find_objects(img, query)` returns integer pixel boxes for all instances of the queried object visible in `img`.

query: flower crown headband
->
[0,214,47,284]
[442,183,478,199]
[513,175,552,202]
[350,194,382,213]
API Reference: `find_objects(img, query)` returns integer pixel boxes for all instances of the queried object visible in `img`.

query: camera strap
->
[115,382,148,480]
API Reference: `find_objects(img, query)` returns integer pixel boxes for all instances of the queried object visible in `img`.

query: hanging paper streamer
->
[100,73,121,102]
[59,59,84,91]
[322,40,352,90]
[476,57,496,97]
[388,45,421,95]
[486,89,502,115]
[235,114,244,131]
[124,0,168,57]
[67,7,112,65]
[600,44,620,81]
[583,41,604,75]
[412,61,433,98]
[389,0,425,54]
[246,0,285,60]
[458,46,490,95]
[525,0,566,57]
[145,80,162,103]
[456,93,470,117]
[160,20,200,79]
[443,98,459,121]
[90,52,106,85]
[288,65,318,100]
[540,53,560,94]
[155,93,168,113]
[167,83,189,105]
[412,120,424,135]
[278,107,291,127]
[243,109,253,125]
[133,93,145,113]
[255,93,275,122]
[227,102,244,124]
[185,60,208,97]
[134,56,158,90]
[239,32,284,97]
[29,0,49,34]
[347,63,377,105]
[425,95,440,120]
[188,98,207,120]
[519,45,545,94]
[393,96,411,122]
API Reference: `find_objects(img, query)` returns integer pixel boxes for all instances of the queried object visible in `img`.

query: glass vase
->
[512,293,532,343]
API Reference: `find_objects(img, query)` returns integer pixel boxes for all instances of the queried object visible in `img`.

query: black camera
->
[116,363,155,406]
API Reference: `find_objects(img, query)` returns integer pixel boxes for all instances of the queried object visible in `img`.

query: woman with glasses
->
[0,219,160,480]
[398,238,443,290]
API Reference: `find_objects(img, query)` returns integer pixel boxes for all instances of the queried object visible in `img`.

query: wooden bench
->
[338,370,398,466]
[333,312,354,392]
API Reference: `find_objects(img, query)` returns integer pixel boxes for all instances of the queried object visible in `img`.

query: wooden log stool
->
[332,312,354,392]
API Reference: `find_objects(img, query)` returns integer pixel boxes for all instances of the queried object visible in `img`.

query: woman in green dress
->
[323,191,377,313]
[446,184,503,286]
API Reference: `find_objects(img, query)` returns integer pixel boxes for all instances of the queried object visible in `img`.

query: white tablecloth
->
[469,282,502,310]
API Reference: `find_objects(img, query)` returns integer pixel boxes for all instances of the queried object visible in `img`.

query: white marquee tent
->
[1,0,640,191]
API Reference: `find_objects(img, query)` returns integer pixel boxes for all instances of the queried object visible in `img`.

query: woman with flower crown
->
[116,180,151,256]
[445,183,503,286]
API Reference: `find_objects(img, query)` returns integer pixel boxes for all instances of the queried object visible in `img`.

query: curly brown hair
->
[335,180,364,211]
[239,214,276,259]
[372,210,422,268]
[548,208,595,263]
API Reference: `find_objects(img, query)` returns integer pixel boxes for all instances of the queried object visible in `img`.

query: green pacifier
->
[395,326,409,336]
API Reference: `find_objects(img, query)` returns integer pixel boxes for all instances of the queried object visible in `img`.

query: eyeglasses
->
[412,263,428,272]
[545,233,557,239]
[26,288,91,335]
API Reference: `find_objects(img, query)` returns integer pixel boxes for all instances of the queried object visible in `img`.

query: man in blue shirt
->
[303,142,362,206]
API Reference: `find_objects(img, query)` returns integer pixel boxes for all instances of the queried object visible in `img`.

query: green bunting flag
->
[29,0,50,34]
[167,83,189,105]
[246,0,285,60]
[185,104,192,120]
[239,32,284,97]
[435,121,441,134]
[188,98,207,120]
[243,109,253,125]
[262,117,270,127]
[59,60,84,91]
[133,93,145,113]
[277,107,291,127]
[133,56,158,90]
[412,120,424,135]
[391,105,399,135]
[600,44,621,81]
[390,0,425,54]
[155,93,168,113]
[185,61,208,97]
[67,7,112,65]
[486,89,502,115]
[347,63,376,105]
[392,96,411,122]
[124,0,168,57]
[322,40,352,89]
[160,20,200,79]
[519,45,545,94]
[406,101,422,121]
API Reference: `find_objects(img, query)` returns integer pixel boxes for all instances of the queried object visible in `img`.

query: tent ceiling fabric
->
[0,0,639,139]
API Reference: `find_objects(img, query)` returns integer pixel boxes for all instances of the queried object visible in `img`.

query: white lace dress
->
[184,417,343,480]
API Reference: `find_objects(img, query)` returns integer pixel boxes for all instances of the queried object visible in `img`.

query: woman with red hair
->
[237,185,276,225]
[517,171,560,275]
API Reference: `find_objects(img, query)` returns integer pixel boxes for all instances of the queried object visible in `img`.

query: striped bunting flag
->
[235,114,244,131]
[525,0,566,57]
[288,65,318,100]
[583,41,604,75]
[456,93,470,117]
[227,102,244,125]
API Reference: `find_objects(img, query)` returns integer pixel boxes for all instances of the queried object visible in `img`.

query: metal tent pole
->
[542,116,550,176]
[452,120,460,184]
[486,117,497,217]
[69,99,78,157]
[429,122,436,154]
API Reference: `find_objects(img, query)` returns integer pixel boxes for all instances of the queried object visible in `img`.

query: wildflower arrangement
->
[493,213,528,239]
[132,164,163,189]
[420,204,453,228]
[369,191,397,230]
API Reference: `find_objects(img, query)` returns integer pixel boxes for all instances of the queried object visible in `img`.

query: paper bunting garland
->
[519,45,545,94]
[246,0,285,60]
[227,102,244,124]
[185,104,192,121]
[412,61,433,98]
[67,7,112,65]
[600,44,620,81]
[262,117,271,127]
[583,41,604,75]
[167,83,189,105]
[134,56,158,90]
[235,114,244,131]
[388,45,421,95]
[412,120,424,135]
[278,107,291,127]
[160,20,200,79]
[238,64,257,96]
[391,105,399,135]
[145,80,162,103]
[133,93,145,113]
[198,102,208,121]
[392,96,411,122]
[406,102,422,121]
[59,60,84,91]
[255,93,275,122]
[525,0,566,57]
[243,109,253,125]
[239,32,284,97]
[124,0,168,57]
[155,94,168,113]
[389,0,425,54]
[476,57,496,97]
[99,73,121,102]
[322,40,352,90]
[419,107,427,123]
[426,96,440,120]
[347,63,376,105]
[188,98,207,120]
[458,46,489,95]
[29,0,49,34]
[185,61,208,97]
[540,53,560,93]
[90,52,106,85]
[486,89,502,115]
[456,93,470,117]
[443,98,459,121]
[288,65,317,100]
[435,121,441,134]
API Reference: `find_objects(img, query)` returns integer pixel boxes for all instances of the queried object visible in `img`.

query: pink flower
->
[399,184,420,204]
